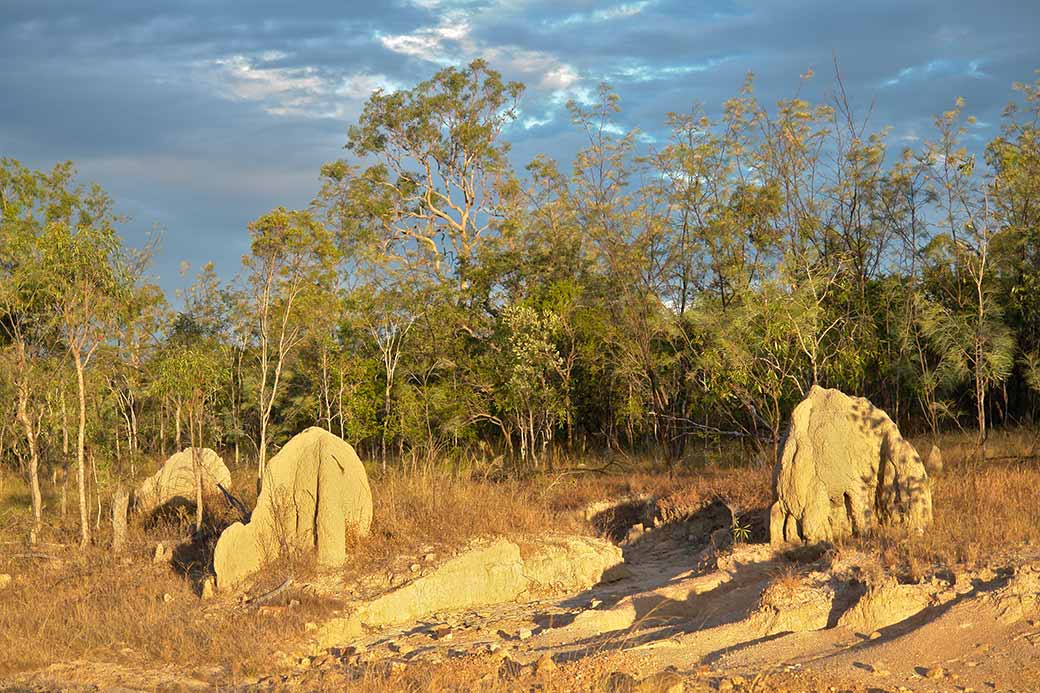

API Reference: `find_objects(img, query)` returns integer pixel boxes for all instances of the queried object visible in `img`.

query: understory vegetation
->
[2,62,1040,552]
[0,429,1037,679]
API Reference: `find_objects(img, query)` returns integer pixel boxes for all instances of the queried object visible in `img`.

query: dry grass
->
[834,429,1040,577]
[1,428,1039,684]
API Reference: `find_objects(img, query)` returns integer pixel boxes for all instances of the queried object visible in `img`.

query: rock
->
[153,542,166,564]
[136,448,231,515]
[925,444,943,476]
[522,535,624,596]
[258,605,286,617]
[518,627,533,641]
[534,653,556,676]
[639,670,684,692]
[754,571,844,635]
[769,386,932,544]
[329,535,623,636]
[350,539,524,629]
[213,427,373,590]
[498,656,525,680]
[601,671,640,692]
[201,577,215,600]
[316,613,364,649]
[838,578,932,632]
[0,574,11,590]
[991,568,1040,623]
[430,624,453,640]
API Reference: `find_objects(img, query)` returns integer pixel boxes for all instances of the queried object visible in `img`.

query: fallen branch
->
[217,482,250,521]
[12,552,62,561]
[246,576,294,607]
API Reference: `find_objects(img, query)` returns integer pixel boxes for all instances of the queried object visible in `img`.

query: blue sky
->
[2,0,1038,296]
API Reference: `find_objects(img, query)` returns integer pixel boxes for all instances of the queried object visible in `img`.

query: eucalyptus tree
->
[244,207,338,483]
[344,59,523,289]
[989,74,1040,413]
[35,172,133,546]
[919,98,1016,450]
[0,158,52,541]
[1,160,133,545]
[150,344,223,531]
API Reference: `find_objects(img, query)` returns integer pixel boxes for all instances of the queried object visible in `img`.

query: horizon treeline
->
[2,61,1040,544]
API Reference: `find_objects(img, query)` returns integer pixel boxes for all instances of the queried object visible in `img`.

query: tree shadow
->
[530,499,802,661]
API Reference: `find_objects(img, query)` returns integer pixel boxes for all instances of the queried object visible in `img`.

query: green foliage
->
[7,66,1040,506]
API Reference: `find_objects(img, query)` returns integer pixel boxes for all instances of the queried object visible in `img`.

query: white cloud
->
[205,55,400,119]
[378,8,584,104]
[554,1,654,27]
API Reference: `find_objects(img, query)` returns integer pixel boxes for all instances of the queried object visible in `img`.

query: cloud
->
[206,54,402,118]
[1,0,1038,299]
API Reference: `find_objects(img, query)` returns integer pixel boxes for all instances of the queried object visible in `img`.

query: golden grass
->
[1,428,1039,684]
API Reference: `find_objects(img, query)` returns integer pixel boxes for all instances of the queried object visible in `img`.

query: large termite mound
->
[136,447,231,515]
[770,386,932,544]
[214,427,372,590]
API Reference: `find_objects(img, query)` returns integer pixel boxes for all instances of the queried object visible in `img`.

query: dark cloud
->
[2,0,1038,297]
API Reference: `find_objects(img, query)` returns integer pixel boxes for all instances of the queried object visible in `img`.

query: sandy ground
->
[6,520,1040,692]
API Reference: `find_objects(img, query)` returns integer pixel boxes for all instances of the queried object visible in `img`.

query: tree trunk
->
[75,352,91,547]
[159,398,166,459]
[15,383,42,545]
[112,485,129,554]
[60,393,69,519]
[175,401,182,450]
[192,405,204,533]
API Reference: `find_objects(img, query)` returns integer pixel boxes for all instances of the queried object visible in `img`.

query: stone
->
[136,448,231,515]
[201,577,215,600]
[769,386,932,545]
[534,653,556,676]
[153,542,166,564]
[520,535,624,597]
[602,671,640,692]
[430,624,453,640]
[838,578,932,632]
[925,444,943,476]
[352,539,524,629]
[518,627,533,640]
[213,427,373,590]
[327,535,622,636]
[639,670,685,693]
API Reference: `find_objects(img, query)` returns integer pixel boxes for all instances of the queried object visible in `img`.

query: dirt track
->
[7,514,1040,692]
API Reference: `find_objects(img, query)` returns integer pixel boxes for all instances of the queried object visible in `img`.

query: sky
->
[2,0,1038,297]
